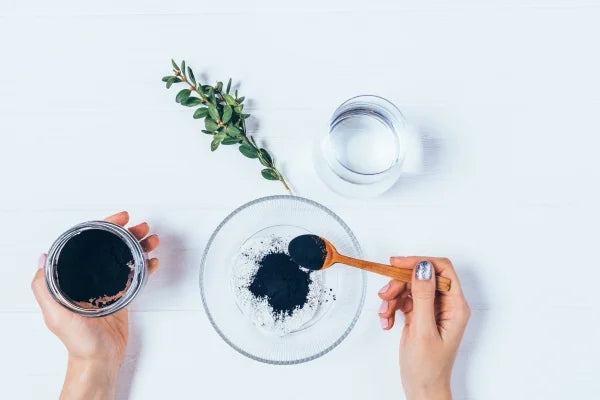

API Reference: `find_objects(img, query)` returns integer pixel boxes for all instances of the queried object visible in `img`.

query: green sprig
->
[162,59,290,192]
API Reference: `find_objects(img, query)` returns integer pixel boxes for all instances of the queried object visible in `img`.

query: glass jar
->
[45,221,147,317]
[314,95,409,197]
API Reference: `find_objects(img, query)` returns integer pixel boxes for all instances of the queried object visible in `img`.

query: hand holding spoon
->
[288,234,451,292]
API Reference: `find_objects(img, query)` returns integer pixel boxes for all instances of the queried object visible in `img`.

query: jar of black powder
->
[45,221,147,317]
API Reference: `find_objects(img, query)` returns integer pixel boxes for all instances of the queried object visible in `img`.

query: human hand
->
[31,211,159,400]
[378,257,470,400]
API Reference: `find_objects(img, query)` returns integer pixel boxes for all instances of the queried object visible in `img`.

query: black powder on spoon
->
[288,234,327,270]
[249,252,311,316]
[57,229,134,308]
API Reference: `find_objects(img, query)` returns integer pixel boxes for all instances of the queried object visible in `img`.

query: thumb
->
[31,253,69,329]
[31,254,54,312]
[410,260,438,335]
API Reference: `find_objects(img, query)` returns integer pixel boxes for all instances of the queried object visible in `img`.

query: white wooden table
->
[1,1,599,398]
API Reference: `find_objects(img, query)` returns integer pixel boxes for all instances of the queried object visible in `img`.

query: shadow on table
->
[452,261,488,398]
[144,222,191,293]
[116,222,192,399]
[383,116,451,198]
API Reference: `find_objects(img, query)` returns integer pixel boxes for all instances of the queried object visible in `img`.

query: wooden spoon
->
[288,234,451,292]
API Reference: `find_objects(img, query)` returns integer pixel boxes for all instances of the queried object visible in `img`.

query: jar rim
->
[45,221,147,317]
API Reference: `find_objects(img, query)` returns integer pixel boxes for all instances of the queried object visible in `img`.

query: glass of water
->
[314,95,408,197]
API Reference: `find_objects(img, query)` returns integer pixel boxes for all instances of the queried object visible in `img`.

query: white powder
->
[231,234,323,336]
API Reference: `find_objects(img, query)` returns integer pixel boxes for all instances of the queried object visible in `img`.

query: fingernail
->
[378,283,390,294]
[37,254,47,269]
[416,260,432,280]
[378,300,388,314]
[380,317,389,329]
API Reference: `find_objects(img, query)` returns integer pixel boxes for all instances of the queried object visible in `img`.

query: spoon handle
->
[334,254,451,292]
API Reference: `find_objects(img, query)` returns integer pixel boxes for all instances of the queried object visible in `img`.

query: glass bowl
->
[200,195,366,364]
[314,95,409,198]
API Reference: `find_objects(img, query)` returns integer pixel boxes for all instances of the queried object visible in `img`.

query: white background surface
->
[1,0,599,398]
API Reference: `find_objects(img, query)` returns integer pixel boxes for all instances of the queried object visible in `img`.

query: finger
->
[37,253,46,270]
[378,278,408,300]
[378,295,400,317]
[31,268,53,310]
[397,290,413,314]
[147,258,159,275]
[104,211,130,226]
[410,260,438,336]
[379,291,413,316]
[128,222,150,240]
[140,234,159,252]
[380,315,392,330]
[382,310,399,330]
[379,293,413,329]
[391,256,464,297]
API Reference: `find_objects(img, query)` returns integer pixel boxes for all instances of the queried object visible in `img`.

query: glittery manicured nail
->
[378,300,388,314]
[415,260,432,280]
[378,283,390,294]
[380,317,388,329]
[37,254,46,269]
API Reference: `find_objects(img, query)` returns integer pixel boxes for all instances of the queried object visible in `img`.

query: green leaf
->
[182,97,203,106]
[171,59,179,70]
[207,87,215,104]
[224,93,238,106]
[175,89,191,103]
[237,96,245,103]
[205,118,218,132]
[216,81,223,92]
[187,67,196,85]
[259,148,273,167]
[234,105,243,113]
[181,60,186,77]
[193,107,209,119]
[241,113,251,119]
[225,125,240,137]
[208,103,220,121]
[222,136,239,145]
[211,132,226,151]
[239,144,258,158]
[165,76,180,88]
[201,130,214,135]
[162,76,172,82]
[261,168,280,180]
[226,78,232,94]
[222,105,233,123]
[211,137,221,151]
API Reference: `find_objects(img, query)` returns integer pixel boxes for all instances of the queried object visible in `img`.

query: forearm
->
[407,385,452,400]
[60,357,119,400]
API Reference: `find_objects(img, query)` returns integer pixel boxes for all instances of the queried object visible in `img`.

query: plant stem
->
[277,172,291,192]
[175,70,208,102]
[245,131,291,194]
[170,66,291,194]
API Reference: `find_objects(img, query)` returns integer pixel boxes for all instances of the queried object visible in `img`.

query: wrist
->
[60,357,120,400]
